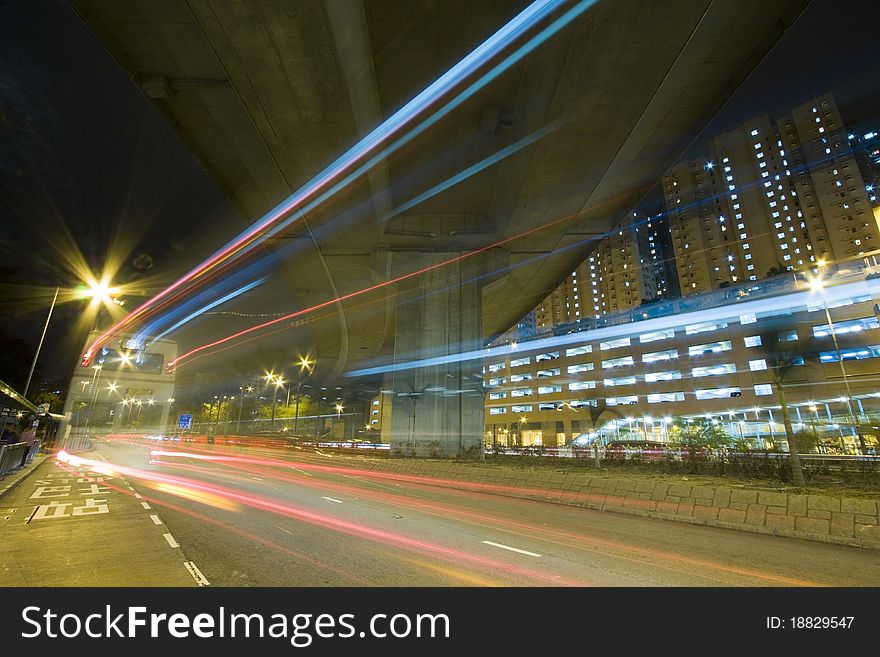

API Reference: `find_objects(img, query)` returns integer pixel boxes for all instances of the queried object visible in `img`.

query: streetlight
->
[808,274,863,451]
[292,356,314,438]
[23,286,60,398]
[271,377,285,430]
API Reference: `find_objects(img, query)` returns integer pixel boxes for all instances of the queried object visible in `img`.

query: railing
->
[0,441,40,474]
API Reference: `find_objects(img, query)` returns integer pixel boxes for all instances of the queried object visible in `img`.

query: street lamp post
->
[810,275,864,452]
[24,286,60,399]
[291,357,314,438]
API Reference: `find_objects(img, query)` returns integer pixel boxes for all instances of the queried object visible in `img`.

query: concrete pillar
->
[381,251,489,459]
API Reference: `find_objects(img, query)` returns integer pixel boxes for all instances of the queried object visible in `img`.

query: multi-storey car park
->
[484,267,880,452]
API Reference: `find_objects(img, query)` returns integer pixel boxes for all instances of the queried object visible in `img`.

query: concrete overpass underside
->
[72,0,807,455]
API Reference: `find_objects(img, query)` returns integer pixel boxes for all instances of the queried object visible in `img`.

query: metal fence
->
[0,442,29,474]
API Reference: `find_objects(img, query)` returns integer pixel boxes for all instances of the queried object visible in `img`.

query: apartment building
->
[484,273,880,450]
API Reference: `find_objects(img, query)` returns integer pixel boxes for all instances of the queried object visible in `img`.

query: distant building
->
[534,212,676,331]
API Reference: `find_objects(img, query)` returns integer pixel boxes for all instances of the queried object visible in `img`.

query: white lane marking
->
[184,561,210,586]
[134,493,143,499]
[127,486,134,491]
[149,514,162,525]
[141,502,151,510]
[341,474,399,492]
[273,524,294,535]
[163,533,180,548]
[252,477,263,481]
[322,496,343,504]
[290,467,312,477]
[482,540,541,558]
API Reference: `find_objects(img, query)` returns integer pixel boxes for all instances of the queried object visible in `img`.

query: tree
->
[33,390,63,413]
[668,418,730,469]
[757,322,818,487]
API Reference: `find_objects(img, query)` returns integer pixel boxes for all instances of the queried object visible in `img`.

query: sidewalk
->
[0,456,199,586]
[0,454,48,499]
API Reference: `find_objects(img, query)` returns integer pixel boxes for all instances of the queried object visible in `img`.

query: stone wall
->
[351,457,880,550]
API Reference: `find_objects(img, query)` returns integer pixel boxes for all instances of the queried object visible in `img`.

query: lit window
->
[604,376,636,387]
[754,384,773,396]
[642,349,678,364]
[695,387,741,400]
[647,392,685,403]
[686,321,727,335]
[606,395,639,406]
[644,370,682,383]
[602,356,635,369]
[688,340,733,356]
[639,328,676,343]
[748,359,767,371]
[600,337,631,351]
[692,363,736,377]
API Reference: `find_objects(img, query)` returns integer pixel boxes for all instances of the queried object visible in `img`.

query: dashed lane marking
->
[184,561,210,586]
[149,514,162,525]
[141,502,151,510]
[163,533,180,548]
[322,496,343,504]
[482,540,542,558]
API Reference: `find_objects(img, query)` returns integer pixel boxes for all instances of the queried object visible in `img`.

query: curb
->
[342,456,880,552]
[0,454,49,500]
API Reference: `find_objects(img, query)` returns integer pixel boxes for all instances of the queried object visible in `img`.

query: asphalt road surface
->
[94,439,880,587]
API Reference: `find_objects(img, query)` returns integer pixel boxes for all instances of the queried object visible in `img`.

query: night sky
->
[1,0,878,395]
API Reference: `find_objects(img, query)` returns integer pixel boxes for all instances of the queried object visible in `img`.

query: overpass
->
[71,0,808,455]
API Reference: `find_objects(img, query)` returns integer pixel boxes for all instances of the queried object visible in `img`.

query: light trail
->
[167,210,580,369]
[59,451,578,585]
[347,277,880,376]
[147,445,820,585]
[143,278,265,343]
[82,0,582,364]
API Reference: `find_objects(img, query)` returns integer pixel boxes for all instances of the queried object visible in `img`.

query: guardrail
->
[0,442,29,474]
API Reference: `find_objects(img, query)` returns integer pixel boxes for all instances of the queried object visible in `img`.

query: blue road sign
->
[177,413,193,430]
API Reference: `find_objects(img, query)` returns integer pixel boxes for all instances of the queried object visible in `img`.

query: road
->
[92,439,880,587]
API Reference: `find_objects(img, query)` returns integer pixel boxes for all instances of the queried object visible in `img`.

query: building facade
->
[664,93,880,296]
[485,272,880,451]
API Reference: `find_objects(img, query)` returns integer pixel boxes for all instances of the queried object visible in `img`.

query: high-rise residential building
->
[534,213,675,331]
[846,128,880,208]
[665,92,880,296]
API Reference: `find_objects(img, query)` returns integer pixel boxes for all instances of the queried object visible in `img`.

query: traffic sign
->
[177,413,193,430]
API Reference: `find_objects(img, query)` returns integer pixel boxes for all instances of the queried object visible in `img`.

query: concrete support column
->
[380,251,491,459]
